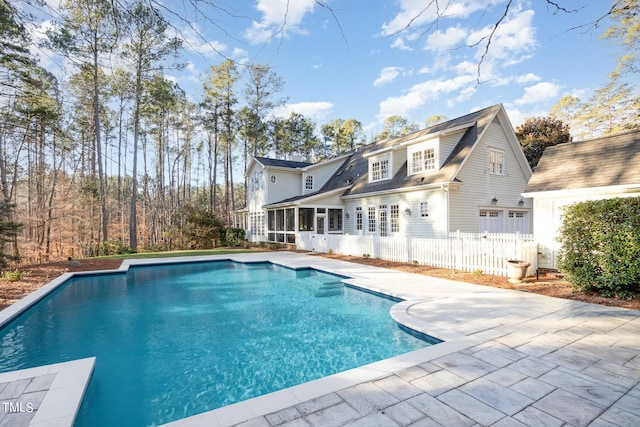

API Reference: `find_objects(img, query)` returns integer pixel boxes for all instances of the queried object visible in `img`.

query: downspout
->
[441,183,450,235]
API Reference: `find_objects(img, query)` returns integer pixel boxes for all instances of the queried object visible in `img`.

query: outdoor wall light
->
[518,198,525,206]
[345,212,350,219]
[404,208,411,216]
[491,196,498,205]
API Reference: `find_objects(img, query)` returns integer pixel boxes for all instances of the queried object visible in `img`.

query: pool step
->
[314,282,344,298]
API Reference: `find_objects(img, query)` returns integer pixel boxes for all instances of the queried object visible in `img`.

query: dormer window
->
[370,155,390,182]
[305,175,313,190]
[408,141,438,175]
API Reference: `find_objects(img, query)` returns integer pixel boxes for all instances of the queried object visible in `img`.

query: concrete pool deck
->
[1,252,639,426]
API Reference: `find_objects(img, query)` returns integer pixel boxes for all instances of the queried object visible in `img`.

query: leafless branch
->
[470,0,513,86]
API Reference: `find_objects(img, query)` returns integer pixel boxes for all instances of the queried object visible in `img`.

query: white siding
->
[266,170,302,204]
[302,159,345,195]
[303,193,344,207]
[438,131,465,168]
[392,149,407,176]
[344,189,447,238]
[449,120,532,233]
[533,190,640,269]
[246,162,266,212]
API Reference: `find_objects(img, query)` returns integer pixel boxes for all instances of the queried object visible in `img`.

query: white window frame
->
[390,205,399,233]
[488,148,505,175]
[408,141,438,175]
[420,201,429,217]
[368,206,376,233]
[369,155,390,182]
[355,207,363,231]
[379,205,388,237]
[305,175,313,190]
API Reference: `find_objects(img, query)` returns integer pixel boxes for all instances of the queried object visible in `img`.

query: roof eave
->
[522,183,640,198]
[263,186,352,208]
[342,181,461,200]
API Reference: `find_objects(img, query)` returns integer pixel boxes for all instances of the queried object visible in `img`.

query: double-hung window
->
[370,156,390,182]
[488,149,504,175]
[368,207,376,232]
[305,175,313,190]
[390,205,399,233]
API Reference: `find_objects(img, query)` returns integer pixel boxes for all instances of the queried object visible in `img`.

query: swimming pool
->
[0,260,440,426]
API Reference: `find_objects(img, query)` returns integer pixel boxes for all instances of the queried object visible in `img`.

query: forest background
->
[1,0,638,266]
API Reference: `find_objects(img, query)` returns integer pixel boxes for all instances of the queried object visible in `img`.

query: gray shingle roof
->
[524,129,640,193]
[328,104,501,197]
[255,157,313,169]
[257,103,505,206]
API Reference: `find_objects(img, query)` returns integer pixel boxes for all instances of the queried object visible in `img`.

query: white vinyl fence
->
[307,232,537,277]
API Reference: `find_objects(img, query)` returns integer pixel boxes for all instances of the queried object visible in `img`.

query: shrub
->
[1,270,22,281]
[224,228,245,246]
[184,207,225,249]
[557,197,640,298]
[99,239,136,255]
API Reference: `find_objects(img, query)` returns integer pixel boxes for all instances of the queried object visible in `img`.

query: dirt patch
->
[2,254,639,311]
[1,259,123,310]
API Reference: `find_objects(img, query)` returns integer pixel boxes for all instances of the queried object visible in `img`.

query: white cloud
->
[517,73,541,84]
[419,54,452,74]
[381,0,495,37]
[378,74,477,118]
[272,101,334,120]
[374,67,403,87]
[174,22,230,61]
[505,107,549,128]
[467,7,536,64]
[390,37,413,51]
[244,0,316,44]
[425,25,468,52]
[514,82,562,105]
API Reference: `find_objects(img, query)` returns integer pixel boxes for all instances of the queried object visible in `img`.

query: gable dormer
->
[407,139,439,175]
[363,144,405,183]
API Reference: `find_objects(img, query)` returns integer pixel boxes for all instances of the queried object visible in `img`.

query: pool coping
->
[0,253,483,427]
[0,357,96,427]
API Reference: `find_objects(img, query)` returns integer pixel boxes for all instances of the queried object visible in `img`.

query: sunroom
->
[263,187,348,245]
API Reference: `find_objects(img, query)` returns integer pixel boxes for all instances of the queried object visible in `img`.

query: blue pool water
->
[0,261,439,426]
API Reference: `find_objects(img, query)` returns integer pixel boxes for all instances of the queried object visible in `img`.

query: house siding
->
[533,190,640,269]
[438,131,465,168]
[344,189,447,238]
[449,120,532,233]
[392,149,407,177]
[246,163,266,212]
[266,170,302,205]
[302,160,345,195]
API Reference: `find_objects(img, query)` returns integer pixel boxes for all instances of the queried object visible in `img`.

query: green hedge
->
[557,197,640,298]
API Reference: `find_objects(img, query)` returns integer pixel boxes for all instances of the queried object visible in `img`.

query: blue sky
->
[32,0,623,137]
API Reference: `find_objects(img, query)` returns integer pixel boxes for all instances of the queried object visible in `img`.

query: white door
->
[479,210,503,233]
[507,211,530,234]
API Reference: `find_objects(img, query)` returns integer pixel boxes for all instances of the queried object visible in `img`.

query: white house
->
[243,104,533,249]
[522,129,640,269]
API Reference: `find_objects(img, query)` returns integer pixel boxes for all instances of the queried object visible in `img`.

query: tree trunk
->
[129,61,142,251]
[93,45,108,246]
